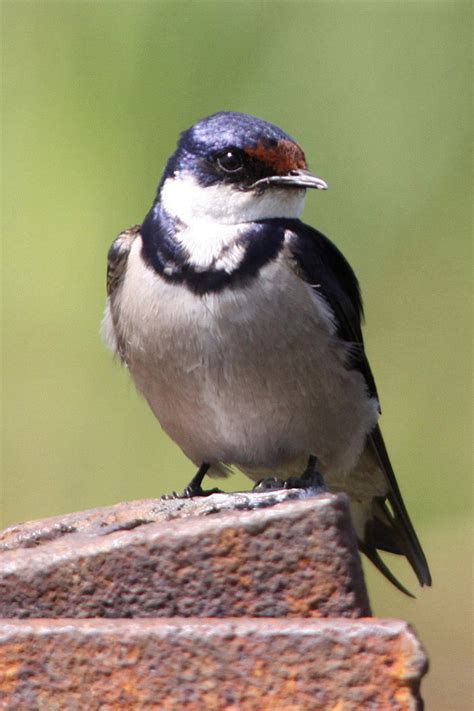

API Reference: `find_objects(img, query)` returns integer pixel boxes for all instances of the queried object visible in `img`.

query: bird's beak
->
[249,169,328,191]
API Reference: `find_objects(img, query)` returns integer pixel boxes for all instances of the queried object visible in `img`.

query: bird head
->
[158,112,327,225]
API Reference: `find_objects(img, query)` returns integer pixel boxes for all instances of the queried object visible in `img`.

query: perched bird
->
[102,111,431,594]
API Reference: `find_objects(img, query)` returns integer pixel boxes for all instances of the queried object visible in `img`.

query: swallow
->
[102,111,431,594]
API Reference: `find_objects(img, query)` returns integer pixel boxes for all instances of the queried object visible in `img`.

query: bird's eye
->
[216,150,243,174]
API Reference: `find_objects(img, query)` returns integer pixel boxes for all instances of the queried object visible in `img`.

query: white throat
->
[159,171,307,226]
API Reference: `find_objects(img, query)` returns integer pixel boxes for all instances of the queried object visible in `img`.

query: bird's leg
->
[182,463,216,497]
[302,454,326,490]
[162,463,223,499]
[284,455,327,492]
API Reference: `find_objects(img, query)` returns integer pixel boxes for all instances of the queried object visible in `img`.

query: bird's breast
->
[115,235,336,370]
[108,235,378,475]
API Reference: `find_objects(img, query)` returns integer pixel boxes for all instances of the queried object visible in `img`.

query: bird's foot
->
[282,472,326,492]
[161,463,222,499]
[161,486,223,500]
[292,455,327,492]
[181,483,223,498]
[253,456,327,495]
[253,477,287,493]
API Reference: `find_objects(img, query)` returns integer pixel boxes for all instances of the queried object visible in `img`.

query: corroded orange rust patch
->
[245,139,307,174]
[0,493,372,620]
[0,644,22,694]
[0,619,428,709]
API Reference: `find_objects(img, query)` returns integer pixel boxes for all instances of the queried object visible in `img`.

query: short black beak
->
[249,169,328,191]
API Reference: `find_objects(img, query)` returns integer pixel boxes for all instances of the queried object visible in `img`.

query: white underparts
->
[159,172,307,226]
[176,221,245,270]
[105,236,381,484]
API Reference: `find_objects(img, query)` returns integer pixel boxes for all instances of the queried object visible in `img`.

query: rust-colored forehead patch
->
[245,139,307,174]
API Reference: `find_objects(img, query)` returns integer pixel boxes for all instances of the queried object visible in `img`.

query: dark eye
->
[216,150,243,173]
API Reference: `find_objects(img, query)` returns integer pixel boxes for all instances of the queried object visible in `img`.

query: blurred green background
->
[2,1,472,708]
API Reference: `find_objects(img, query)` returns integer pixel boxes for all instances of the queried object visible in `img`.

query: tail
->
[359,426,432,595]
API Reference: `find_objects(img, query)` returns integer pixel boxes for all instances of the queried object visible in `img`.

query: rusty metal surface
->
[0,617,428,710]
[0,489,310,553]
[0,492,371,619]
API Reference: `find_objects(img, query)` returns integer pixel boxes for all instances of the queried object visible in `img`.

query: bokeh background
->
[2,1,472,708]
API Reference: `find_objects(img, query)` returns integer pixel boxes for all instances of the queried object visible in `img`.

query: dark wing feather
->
[107,224,141,297]
[286,219,378,402]
[284,219,431,591]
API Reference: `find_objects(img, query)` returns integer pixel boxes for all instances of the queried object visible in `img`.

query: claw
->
[181,484,223,498]
[162,463,217,499]
[253,477,287,493]
[254,456,327,494]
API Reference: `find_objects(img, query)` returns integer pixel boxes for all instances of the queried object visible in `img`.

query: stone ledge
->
[0,492,370,619]
[0,617,427,710]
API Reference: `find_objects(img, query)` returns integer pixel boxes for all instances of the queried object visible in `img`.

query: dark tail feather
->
[366,426,432,588]
[359,540,415,597]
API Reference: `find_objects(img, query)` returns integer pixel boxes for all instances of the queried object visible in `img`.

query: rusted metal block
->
[0,491,371,618]
[0,489,315,552]
[0,617,427,710]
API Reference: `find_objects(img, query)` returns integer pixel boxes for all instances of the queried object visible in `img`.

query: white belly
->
[105,237,379,480]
